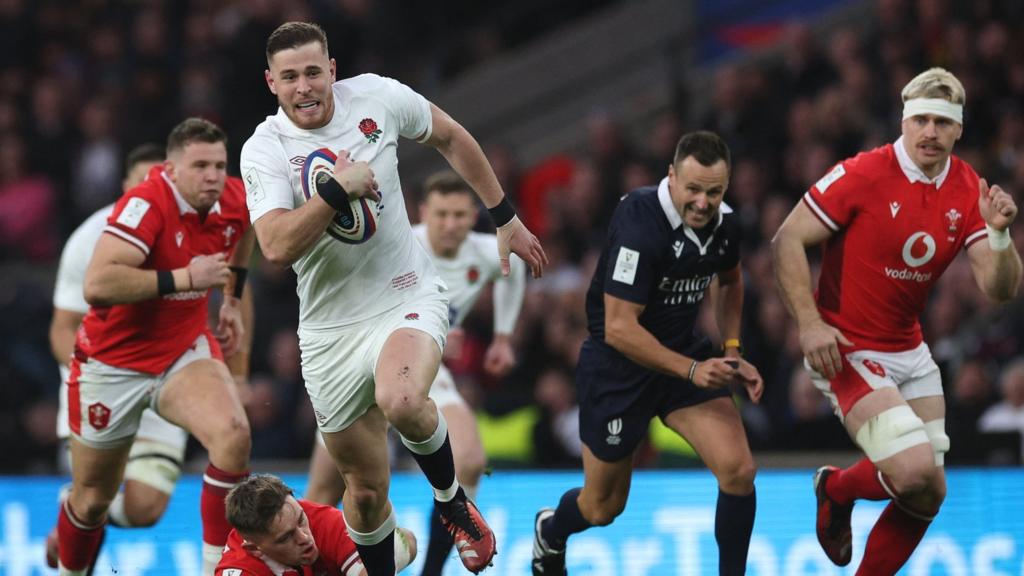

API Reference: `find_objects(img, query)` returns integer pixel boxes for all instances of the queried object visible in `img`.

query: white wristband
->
[987,225,1011,251]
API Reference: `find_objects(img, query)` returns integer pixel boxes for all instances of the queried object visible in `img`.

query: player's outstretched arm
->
[84,234,230,306]
[770,202,851,379]
[422,103,548,277]
[968,178,1022,302]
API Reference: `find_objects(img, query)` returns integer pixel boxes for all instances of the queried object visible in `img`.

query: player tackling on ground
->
[303,170,526,576]
[217,474,417,576]
[241,22,545,576]
[772,67,1021,574]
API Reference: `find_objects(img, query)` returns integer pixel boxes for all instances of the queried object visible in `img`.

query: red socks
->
[57,500,105,572]
[856,502,932,575]
[826,458,889,505]
[201,463,249,547]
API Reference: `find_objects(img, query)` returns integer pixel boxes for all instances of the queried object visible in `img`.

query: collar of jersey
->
[894,136,951,189]
[657,176,725,231]
[161,171,221,216]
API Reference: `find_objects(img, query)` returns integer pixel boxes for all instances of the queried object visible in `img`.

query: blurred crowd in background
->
[2,0,1023,473]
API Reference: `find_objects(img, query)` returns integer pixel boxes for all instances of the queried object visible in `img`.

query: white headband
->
[902,98,963,124]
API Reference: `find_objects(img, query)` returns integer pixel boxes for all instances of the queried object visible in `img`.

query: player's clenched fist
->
[333,149,380,202]
[188,253,231,289]
[978,178,1017,231]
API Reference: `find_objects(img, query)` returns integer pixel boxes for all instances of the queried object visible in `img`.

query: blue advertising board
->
[1,469,1022,575]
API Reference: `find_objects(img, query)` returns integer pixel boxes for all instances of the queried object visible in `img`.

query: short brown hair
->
[422,170,473,199]
[673,130,731,168]
[266,22,329,63]
[225,475,294,535]
[166,117,227,155]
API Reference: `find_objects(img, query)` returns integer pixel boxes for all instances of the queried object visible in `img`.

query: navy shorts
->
[576,337,730,462]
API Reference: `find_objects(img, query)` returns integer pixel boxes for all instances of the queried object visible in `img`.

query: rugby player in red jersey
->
[57,118,255,576]
[772,67,1022,574]
[217,475,416,576]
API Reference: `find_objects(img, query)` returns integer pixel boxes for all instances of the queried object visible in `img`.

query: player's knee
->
[205,415,251,464]
[125,499,168,527]
[718,457,757,494]
[345,480,389,516]
[582,498,626,527]
[376,390,428,428]
[579,492,627,527]
[887,458,938,497]
[70,493,114,524]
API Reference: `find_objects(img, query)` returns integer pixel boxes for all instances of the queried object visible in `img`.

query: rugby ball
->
[301,148,381,244]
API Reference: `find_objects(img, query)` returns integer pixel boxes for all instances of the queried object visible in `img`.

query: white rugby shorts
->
[299,283,448,433]
[67,332,215,448]
[806,341,942,420]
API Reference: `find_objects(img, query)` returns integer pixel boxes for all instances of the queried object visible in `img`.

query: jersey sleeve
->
[104,189,164,257]
[240,133,296,224]
[215,567,255,576]
[53,211,107,312]
[373,74,433,142]
[602,199,662,305]
[801,159,864,232]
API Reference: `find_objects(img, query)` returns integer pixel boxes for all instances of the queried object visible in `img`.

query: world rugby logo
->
[300,148,381,244]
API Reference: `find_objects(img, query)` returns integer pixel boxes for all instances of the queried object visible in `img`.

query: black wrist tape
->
[487,197,516,227]
[316,174,349,211]
[157,270,175,295]
[229,266,248,299]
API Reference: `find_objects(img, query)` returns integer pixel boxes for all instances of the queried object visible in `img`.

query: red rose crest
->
[359,118,382,143]
[405,312,420,321]
[862,359,887,378]
[467,266,480,284]
[88,402,111,430]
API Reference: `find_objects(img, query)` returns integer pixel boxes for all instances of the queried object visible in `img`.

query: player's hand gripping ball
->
[301,148,381,244]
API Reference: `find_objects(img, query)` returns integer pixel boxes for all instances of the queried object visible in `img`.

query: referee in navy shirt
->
[532,131,762,576]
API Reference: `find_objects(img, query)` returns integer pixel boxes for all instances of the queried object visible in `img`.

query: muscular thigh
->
[662,396,751,475]
[68,356,157,448]
[374,289,448,400]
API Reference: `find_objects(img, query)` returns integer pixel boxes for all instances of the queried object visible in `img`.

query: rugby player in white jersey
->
[240,22,546,576]
[304,170,526,576]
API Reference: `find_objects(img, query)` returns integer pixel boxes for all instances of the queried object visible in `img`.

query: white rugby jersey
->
[241,74,442,329]
[54,204,113,314]
[413,224,525,334]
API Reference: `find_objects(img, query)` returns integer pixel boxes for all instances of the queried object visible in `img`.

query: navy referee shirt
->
[585,177,741,355]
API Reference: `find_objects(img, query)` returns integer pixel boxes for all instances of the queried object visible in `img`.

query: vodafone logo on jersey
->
[885,231,935,282]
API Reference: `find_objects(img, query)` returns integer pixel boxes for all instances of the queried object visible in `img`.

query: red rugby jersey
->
[802,139,987,351]
[77,167,249,374]
[215,500,361,576]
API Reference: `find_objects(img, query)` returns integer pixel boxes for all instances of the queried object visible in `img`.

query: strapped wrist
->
[157,270,175,295]
[317,175,349,211]
[987,225,1011,251]
[229,266,248,298]
[688,359,700,382]
[487,197,516,227]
